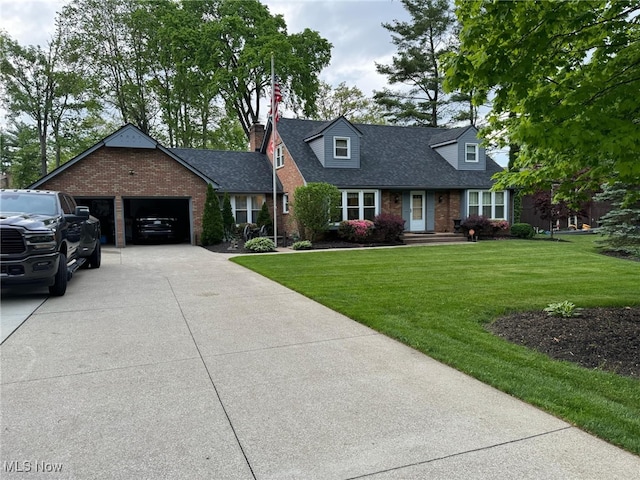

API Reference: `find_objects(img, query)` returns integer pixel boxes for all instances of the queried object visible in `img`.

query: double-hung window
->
[232,195,265,224]
[467,190,507,220]
[334,137,350,159]
[339,190,378,221]
[275,145,284,168]
[465,143,479,163]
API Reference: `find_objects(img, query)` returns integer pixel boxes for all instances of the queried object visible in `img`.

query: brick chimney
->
[249,123,265,152]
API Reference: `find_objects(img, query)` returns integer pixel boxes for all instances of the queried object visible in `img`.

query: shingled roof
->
[170,148,282,194]
[274,118,504,189]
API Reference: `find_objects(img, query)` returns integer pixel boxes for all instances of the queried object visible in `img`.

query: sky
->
[0,0,409,97]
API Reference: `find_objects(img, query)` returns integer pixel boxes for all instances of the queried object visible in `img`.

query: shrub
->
[291,240,313,250]
[373,213,405,242]
[544,301,582,318]
[490,219,510,235]
[291,183,341,241]
[511,222,535,239]
[201,184,224,245]
[222,192,235,241]
[461,214,493,236]
[338,219,375,243]
[256,201,273,233]
[244,237,276,252]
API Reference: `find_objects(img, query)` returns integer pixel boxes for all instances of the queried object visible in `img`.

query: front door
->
[410,191,425,231]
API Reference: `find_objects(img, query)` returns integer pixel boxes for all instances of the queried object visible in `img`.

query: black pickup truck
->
[0,189,101,296]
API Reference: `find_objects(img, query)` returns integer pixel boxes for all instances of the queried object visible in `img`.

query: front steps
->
[402,232,466,245]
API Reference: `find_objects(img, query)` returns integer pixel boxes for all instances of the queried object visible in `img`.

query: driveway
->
[1,245,638,479]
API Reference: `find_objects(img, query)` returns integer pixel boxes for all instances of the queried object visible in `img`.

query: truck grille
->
[0,227,26,254]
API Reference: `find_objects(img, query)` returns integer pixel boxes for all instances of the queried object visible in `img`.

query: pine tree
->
[595,183,640,258]
[201,184,223,245]
[222,192,235,240]
[256,202,273,234]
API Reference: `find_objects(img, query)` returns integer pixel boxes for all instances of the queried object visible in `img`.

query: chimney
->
[249,123,265,152]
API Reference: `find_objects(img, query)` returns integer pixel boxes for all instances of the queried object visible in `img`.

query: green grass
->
[231,236,640,455]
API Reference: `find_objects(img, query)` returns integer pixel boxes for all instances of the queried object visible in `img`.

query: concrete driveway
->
[1,245,638,479]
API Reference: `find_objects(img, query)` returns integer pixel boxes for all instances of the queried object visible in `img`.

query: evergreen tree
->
[201,183,223,245]
[595,183,640,258]
[222,192,235,240]
[256,201,273,234]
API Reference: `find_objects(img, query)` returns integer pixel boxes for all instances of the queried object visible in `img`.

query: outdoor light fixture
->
[393,193,400,203]
[129,169,135,176]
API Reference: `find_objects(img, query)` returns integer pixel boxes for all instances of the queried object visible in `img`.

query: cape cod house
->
[30,117,508,247]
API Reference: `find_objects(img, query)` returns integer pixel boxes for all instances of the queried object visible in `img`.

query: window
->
[282,193,289,214]
[232,194,265,224]
[338,190,378,221]
[275,145,284,168]
[467,190,507,220]
[334,137,350,159]
[465,143,479,162]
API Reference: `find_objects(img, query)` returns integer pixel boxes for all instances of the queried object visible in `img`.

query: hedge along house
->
[258,116,508,235]
[30,124,282,247]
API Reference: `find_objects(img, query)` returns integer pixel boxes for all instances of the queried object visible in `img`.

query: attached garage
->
[123,197,191,244]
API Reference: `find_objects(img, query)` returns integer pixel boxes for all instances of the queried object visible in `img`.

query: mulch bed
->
[488,307,640,378]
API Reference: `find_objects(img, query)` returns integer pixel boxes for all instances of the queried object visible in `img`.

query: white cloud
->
[0,0,65,48]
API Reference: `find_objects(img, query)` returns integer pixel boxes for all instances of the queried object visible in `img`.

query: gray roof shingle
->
[276,118,504,189]
[170,148,282,193]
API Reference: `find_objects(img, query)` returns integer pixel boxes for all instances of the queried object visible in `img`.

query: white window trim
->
[231,195,265,224]
[339,190,379,221]
[466,190,508,220]
[275,144,284,169]
[465,143,479,163]
[282,193,289,214]
[334,136,351,159]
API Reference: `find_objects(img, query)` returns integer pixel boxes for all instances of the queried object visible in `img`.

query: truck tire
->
[49,253,68,296]
[88,241,101,269]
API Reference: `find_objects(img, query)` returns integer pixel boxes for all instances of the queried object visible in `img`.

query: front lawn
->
[231,236,640,454]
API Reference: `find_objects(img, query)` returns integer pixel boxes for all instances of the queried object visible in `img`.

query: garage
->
[123,198,191,245]
[75,197,116,245]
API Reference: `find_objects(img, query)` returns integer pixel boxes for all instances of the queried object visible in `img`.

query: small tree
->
[201,184,223,245]
[222,192,235,240]
[291,183,341,241]
[595,183,640,258]
[256,201,273,233]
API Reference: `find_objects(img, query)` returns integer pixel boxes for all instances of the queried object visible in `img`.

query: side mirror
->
[75,206,90,218]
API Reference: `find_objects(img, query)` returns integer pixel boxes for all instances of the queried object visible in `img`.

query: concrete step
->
[402,233,466,245]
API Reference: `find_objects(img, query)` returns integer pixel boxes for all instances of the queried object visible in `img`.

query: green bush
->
[292,240,313,250]
[222,192,235,241]
[256,201,273,233]
[201,184,224,245]
[510,222,535,239]
[244,237,276,252]
[291,183,341,241]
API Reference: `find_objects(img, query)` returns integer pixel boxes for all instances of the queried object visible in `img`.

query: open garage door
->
[124,198,191,245]
[75,197,116,245]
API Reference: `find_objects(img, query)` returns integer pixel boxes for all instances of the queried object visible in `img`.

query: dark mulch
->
[488,307,640,378]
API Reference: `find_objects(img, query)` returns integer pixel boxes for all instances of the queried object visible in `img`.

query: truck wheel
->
[49,253,68,296]
[88,241,101,269]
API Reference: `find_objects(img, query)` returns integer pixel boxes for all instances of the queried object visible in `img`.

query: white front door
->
[409,191,425,231]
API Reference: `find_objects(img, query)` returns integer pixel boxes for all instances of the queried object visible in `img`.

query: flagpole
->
[271,53,278,247]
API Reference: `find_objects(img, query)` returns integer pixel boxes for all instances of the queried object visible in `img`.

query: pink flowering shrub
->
[338,219,375,243]
[490,220,510,235]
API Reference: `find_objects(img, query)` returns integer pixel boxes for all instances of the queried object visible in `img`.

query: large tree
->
[311,82,386,124]
[445,0,640,204]
[374,0,458,126]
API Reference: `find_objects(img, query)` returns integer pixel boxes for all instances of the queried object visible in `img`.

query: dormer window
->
[465,143,479,162]
[334,137,351,159]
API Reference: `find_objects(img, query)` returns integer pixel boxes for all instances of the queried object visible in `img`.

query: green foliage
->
[510,223,535,239]
[291,182,341,241]
[544,301,582,318]
[1,123,41,188]
[221,192,235,241]
[201,184,223,245]
[291,240,313,250]
[311,81,386,124]
[374,0,459,126]
[446,0,640,203]
[595,183,640,257]
[460,214,492,235]
[233,237,640,454]
[256,202,273,233]
[244,237,276,252]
